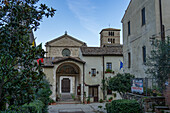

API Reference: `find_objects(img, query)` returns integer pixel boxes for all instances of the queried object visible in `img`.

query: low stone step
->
[56,101,81,104]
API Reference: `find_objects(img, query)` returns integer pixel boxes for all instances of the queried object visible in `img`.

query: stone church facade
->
[43,28,123,103]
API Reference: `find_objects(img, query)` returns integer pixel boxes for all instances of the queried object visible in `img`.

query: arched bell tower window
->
[108,31,114,36]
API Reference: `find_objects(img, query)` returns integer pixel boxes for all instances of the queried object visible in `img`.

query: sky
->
[34,0,131,49]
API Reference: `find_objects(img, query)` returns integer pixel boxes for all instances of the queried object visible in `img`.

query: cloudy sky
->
[34,0,130,49]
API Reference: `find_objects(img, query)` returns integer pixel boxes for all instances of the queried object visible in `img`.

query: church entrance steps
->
[56,101,81,104]
[57,93,81,104]
[60,93,73,101]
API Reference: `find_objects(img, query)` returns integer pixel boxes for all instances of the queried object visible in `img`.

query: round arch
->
[55,62,81,100]
[56,62,80,75]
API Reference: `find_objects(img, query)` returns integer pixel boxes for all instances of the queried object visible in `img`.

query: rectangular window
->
[142,46,146,63]
[106,63,112,70]
[89,86,98,97]
[142,7,146,25]
[91,68,96,76]
[128,52,131,68]
[128,21,131,35]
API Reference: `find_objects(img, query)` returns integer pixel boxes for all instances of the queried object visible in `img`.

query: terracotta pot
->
[109,99,112,102]
[51,103,56,105]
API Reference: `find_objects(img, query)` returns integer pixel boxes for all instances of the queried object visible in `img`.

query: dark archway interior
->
[57,63,80,74]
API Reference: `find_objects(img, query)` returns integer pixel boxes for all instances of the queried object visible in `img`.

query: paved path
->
[48,103,107,113]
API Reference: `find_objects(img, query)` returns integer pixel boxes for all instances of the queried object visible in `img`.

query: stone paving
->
[48,103,107,113]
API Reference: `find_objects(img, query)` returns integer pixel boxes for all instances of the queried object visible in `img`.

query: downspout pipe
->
[83,63,85,103]
[102,55,105,100]
[159,0,165,41]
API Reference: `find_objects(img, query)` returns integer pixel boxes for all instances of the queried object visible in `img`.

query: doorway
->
[62,78,70,93]
[89,86,98,102]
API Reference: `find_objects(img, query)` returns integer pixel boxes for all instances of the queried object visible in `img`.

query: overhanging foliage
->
[0,0,55,110]
[145,37,170,91]
[107,73,134,99]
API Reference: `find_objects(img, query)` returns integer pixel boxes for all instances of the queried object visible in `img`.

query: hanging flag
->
[37,58,44,65]
[120,61,123,70]
[32,40,35,47]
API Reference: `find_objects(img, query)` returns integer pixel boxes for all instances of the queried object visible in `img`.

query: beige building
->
[43,28,123,103]
[121,0,170,78]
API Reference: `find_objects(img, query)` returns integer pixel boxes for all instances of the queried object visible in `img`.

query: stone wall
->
[122,0,170,78]
[46,46,80,57]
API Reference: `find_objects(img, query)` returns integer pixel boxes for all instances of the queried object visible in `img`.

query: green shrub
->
[108,97,113,100]
[36,79,52,112]
[71,94,75,100]
[106,99,142,113]
[99,99,103,103]
[106,103,112,113]
[0,100,44,113]
[49,98,55,103]
[106,69,113,73]
[23,100,44,113]
[87,96,90,102]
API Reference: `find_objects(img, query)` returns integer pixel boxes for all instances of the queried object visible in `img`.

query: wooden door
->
[93,87,98,102]
[89,86,98,102]
[62,78,70,93]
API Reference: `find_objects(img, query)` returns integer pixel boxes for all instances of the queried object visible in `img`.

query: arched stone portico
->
[50,58,85,102]
[56,63,80,95]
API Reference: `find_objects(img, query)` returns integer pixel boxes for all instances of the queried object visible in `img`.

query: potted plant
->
[87,96,90,104]
[99,99,103,103]
[71,93,76,100]
[105,69,114,74]
[48,98,56,105]
[108,97,113,102]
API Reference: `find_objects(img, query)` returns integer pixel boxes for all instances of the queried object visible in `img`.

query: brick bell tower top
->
[100,28,121,47]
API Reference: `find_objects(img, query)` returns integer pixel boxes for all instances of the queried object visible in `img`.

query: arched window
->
[62,48,71,56]
[112,32,114,36]
[112,39,115,43]
[108,38,111,43]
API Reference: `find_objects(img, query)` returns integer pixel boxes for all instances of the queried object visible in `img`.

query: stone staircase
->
[57,94,81,104]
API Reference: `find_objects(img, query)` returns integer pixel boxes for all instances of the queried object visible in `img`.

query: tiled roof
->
[80,45,123,56]
[52,57,85,64]
[43,57,85,67]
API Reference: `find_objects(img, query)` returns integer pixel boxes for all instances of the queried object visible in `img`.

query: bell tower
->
[100,28,121,47]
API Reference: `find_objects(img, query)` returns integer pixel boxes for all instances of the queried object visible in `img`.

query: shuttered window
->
[142,46,146,63]
[128,21,131,35]
[142,7,146,26]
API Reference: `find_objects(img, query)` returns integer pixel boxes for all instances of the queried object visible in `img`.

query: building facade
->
[121,0,170,78]
[43,28,123,103]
